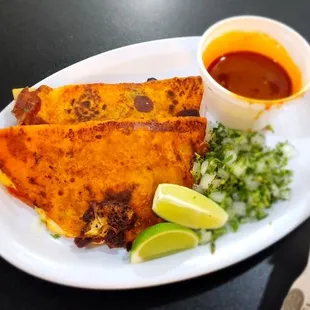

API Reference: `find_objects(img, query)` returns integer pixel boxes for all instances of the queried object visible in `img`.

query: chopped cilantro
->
[264,124,275,133]
[193,123,293,252]
[50,233,60,239]
[211,241,216,254]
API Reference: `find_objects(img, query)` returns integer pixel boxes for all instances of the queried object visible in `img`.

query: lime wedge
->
[130,223,198,263]
[152,184,228,229]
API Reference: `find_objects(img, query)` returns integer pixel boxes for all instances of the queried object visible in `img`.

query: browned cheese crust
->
[0,117,207,249]
[12,77,203,125]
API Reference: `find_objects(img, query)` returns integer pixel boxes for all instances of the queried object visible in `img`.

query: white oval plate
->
[0,37,310,289]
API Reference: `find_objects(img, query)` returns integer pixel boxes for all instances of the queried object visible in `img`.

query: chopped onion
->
[192,161,201,176]
[231,201,246,216]
[256,161,266,173]
[209,191,226,203]
[217,168,229,180]
[211,179,222,189]
[271,184,280,197]
[197,230,212,245]
[200,160,209,175]
[245,176,260,191]
[199,173,215,190]
[222,137,233,145]
[249,210,256,218]
[279,189,290,200]
[232,192,240,201]
[192,184,203,193]
[224,150,237,165]
[231,162,246,178]
[251,134,265,145]
[282,143,297,159]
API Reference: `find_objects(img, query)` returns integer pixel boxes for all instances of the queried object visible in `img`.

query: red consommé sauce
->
[207,51,293,100]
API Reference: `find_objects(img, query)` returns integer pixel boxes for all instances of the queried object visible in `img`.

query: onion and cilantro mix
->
[192,124,294,252]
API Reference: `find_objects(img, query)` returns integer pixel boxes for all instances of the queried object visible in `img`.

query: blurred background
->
[2,0,310,103]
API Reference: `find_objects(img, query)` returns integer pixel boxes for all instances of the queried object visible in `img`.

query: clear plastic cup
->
[198,16,310,131]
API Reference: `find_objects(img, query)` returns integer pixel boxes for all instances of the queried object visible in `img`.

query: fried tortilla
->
[0,117,207,249]
[12,77,203,125]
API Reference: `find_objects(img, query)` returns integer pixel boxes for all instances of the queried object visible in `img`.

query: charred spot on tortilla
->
[73,87,102,121]
[167,90,175,98]
[74,105,95,122]
[147,77,157,81]
[28,177,37,185]
[176,153,182,162]
[65,129,75,141]
[126,241,133,251]
[177,109,200,117]
[81,101,91,109]
[74,237,92,248]
[82,202,95,222]
[39,191,47,198]
[105,187,134,205]
[105,203,135,231]
[105,230,126,248]
[168,104,175,114]
[76,198,136,249]
[34,152,41,164]
[134,95,154,112]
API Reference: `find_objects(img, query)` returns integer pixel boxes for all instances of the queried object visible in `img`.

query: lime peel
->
[152,184,228,229]
[130,223,198,264]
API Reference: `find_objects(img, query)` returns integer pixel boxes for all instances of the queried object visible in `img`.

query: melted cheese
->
[12,88,24,100]
[0,170,15,188]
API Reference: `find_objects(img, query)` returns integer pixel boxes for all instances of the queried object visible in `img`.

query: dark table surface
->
[0,1,310,309]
